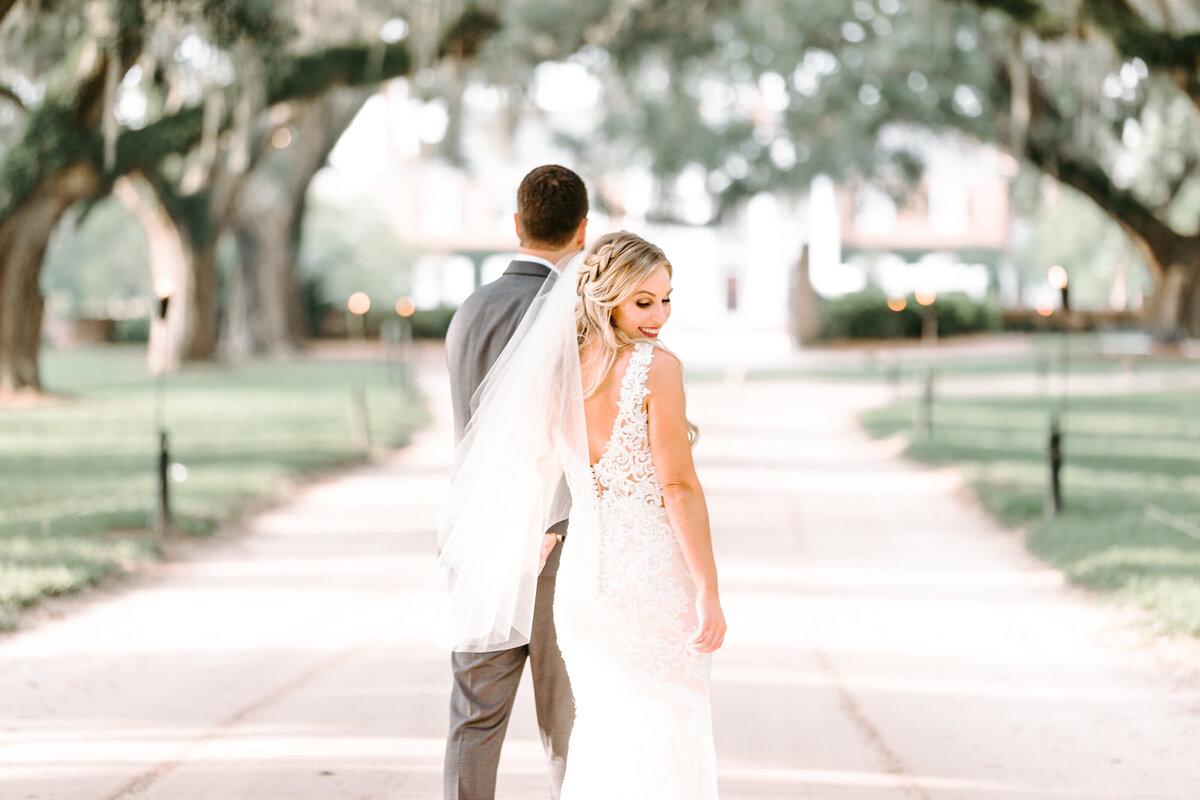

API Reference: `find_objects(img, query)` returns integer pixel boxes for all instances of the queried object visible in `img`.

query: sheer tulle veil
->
[424,253,587,652]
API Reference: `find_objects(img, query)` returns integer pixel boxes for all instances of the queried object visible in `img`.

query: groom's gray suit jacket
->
[444,258,569,575]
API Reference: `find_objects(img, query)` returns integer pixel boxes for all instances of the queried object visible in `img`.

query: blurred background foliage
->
[1,0,1198,394]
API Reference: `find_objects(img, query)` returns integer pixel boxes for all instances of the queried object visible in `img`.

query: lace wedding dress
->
[555,341,719,799]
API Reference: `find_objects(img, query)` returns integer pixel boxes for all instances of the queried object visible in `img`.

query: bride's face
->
[611,265,672,341]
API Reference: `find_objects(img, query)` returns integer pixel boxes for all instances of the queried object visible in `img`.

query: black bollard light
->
[156,429,171,536]
[914,366,934,441]
[1047,412,1063,516]
[154,293,172,536]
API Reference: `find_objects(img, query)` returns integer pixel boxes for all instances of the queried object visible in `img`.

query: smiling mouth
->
[638,327,660,337]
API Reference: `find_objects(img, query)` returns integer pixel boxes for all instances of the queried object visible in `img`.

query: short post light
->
[345,293,373,450]
[394,296,416,393]
[912,291,937,440]
[914,289,937,348]
[885,296,907,395]
[1048,264,1069,313]
[347,292,371,340]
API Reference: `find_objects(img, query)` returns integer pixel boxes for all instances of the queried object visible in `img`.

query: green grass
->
[680,331,1200,384]
[861,391,1200,637]
[0,346,426,629]
[748,353,1197,382]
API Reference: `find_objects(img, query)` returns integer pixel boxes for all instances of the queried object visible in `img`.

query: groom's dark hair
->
[517,165,588,248]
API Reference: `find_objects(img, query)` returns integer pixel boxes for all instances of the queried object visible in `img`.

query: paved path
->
[2,360,1199,799]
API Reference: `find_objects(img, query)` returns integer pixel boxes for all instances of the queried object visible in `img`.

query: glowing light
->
[154,277,174,300]
[1048,264,1068,290]
[395,296,416,317]
[271,128,292,148]
[380,18,409,43]
[886,296,907,312]
[1036,301,1055,317]
[914,289,937,306]
[347,292,371,315]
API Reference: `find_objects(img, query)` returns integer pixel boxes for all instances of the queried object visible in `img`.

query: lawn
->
[751,354,1191,382]
[861,390,1200,637]
[0,346,426,629]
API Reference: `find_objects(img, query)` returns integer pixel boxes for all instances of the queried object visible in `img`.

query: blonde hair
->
[575,231,698,444]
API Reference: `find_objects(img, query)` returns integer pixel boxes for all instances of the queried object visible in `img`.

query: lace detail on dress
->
[556,341,718,799]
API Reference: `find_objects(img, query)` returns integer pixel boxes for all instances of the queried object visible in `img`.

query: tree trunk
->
[184,240,220,362]
[1145,254,1200,339]
[0,163,101,394]
[115,175,220,371]
[222,226,267,361]
[1115,219,1200,339]
[223,188,307,360]
[221,89,369,360]
[790,244,821,346]
[1073,209,1200,340]
[223,208,305,359]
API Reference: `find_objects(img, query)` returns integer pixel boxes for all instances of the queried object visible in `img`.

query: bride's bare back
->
[580,342,638,466]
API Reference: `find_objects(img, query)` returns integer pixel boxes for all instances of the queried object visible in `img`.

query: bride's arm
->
[646,351,726,654]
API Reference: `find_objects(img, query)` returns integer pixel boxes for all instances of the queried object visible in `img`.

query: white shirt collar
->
[513,254,556,271]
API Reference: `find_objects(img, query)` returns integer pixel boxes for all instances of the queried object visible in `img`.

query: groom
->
[442,165,588,800]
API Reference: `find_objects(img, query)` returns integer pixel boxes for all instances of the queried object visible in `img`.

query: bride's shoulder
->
[644,344,684,393]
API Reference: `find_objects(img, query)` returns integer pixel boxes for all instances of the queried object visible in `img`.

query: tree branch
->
[1086,0,1200,71]
[267,42,412,107]
[116,40,410,179]
[0,84,27,111]
[961,0,1067,36]
[1164,151,1200,208]
[1011,69,1193,269]
[1024,133,1178,249]
[965,0,1200,71]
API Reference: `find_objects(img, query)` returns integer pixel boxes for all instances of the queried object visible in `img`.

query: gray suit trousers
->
[444,542,573,800]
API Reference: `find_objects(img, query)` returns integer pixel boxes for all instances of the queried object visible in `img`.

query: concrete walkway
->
[2,359,1199,799]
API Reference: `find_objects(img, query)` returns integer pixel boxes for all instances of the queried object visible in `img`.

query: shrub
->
[818,289,1000,341]
[408,307,456,339]
[112,317,151,343]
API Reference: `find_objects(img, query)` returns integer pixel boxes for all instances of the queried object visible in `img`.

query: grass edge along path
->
[859,390,1200,639]
[0,346,427,631]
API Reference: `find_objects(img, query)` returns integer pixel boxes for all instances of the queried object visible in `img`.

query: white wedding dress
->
[554,341,719,799]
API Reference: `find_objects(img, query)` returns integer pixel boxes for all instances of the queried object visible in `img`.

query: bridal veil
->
[425,254,587,652]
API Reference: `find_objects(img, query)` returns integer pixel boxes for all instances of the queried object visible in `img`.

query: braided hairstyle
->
[575,230,698,443]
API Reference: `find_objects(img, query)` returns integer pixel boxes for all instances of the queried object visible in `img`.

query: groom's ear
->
[514,213,523,244]
[574,219,588,248]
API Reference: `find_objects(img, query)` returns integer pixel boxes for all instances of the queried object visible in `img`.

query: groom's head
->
[515,165,588,254]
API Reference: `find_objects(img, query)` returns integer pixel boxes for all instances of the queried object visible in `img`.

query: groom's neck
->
[518,245,579,271]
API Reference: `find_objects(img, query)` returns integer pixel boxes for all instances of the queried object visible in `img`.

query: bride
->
[429,231,725,798]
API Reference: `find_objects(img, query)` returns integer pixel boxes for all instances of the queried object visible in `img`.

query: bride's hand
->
[689,589,726,653]
[538,532,560,575]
